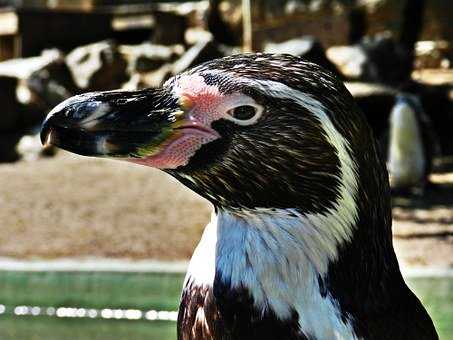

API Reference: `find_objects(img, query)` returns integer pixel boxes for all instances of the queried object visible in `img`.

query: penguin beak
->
[40,88,188,159]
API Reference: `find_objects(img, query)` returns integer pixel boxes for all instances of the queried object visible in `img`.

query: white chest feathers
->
[387,97,426,188]
[185,210,359,340]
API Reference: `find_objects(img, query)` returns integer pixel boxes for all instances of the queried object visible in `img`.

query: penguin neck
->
[183,207,398,339]
[186,205,396,293]
[187,208,349,290]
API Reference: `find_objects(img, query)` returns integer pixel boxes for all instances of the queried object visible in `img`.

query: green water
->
[0,318,175,340]
[0,271,183,311]
[0,272,451,340]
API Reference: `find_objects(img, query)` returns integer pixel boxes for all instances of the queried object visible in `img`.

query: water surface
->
[0,272,450,339]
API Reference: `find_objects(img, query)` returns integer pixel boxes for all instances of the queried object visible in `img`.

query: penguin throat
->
[184,209,358,339]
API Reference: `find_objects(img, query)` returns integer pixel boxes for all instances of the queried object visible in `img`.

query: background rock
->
[26,49,78,109]
[0,133,22,163]
[0,75,23,162]
[0,50,64,80]
[358,33,413,85]
[0,75,20,132]
[66,40,129,91]
[120,43,184,73]
[0,50,72,162]
[151,11,188,46]
[172,37,224,75]
[16,133,57,162]
[326,45,367,79]
[264,36,342,78]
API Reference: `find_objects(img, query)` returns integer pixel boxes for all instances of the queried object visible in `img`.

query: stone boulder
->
[0,132,22,163]
[0,49,73,109]
[359,34,412,86]
[121,43,184,73]
[328,33,414,85]
[140,64,174,90]
[264,36,342,78]
[0,50,63,80]
[172,38,224,75]
[17,132,57,162]
[66,40,129,92]
[0,81,45,161]
[326,45,366,80]
[0,50,74,162]
[26,49,78,109]
[0,75,20,132]
[151,11,188,46]
[206,0,240,46]
[0,76,36,162]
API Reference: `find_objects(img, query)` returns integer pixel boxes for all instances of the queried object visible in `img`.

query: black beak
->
[40,88,181,158]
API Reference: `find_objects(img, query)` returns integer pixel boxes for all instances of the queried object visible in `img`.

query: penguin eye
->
[231,106,256,120]
[226,104,263,126]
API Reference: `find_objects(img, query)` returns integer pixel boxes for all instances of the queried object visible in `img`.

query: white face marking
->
[184,71,359,244]
[250,79,360,248]
[387,96,426,188]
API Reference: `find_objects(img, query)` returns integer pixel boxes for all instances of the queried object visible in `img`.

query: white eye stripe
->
[224,103,263,126]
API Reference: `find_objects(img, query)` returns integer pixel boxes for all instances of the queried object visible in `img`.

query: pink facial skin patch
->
[173,74,227,126]
[128,74,223,169]
[129,126,219,169]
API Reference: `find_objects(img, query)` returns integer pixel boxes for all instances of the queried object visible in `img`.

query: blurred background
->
[0,0,451,339]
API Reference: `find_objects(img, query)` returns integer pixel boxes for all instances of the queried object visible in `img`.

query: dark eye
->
[231,105,257,120]
[226,103,263,126]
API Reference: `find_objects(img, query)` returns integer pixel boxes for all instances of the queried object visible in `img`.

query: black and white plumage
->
[386,93,438,192]
[40,54,438,340]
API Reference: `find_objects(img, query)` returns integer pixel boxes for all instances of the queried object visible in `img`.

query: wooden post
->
[399,0,426,80]
[400,0,426,50]
[347,1,367,45]
[242,0,252,52]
